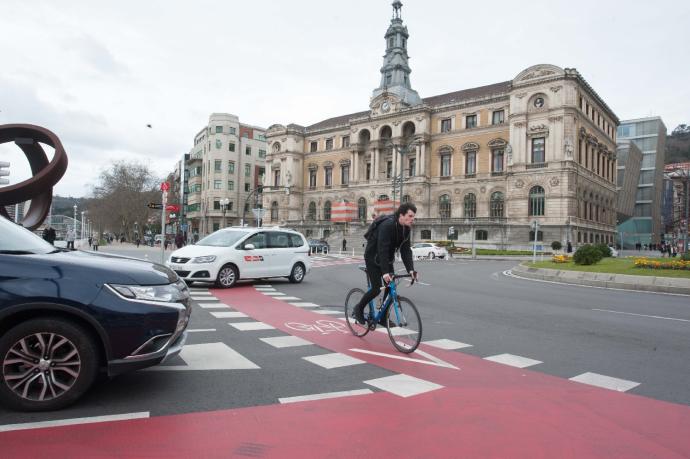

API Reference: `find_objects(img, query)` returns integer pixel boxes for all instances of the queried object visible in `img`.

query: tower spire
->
[371,1,421,108]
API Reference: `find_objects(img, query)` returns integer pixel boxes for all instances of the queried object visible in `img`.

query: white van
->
[166,227,311,287]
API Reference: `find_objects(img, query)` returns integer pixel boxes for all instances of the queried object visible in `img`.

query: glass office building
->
[616,117,667,248]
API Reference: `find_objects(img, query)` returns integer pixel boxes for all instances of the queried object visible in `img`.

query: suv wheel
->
[0,318,99,412]
[216,264,238,288]
[288,263,306,283]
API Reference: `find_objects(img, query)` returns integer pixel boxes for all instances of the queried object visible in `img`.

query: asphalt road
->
[3,249,687,430]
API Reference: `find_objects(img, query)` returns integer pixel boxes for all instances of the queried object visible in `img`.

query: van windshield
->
[196,230,249,247]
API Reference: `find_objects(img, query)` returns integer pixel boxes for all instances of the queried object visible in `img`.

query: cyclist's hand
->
[409,270,418,284]
[383,273,393,284]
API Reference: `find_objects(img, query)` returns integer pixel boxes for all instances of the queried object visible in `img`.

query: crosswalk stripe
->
[260,336,313,348]
[229,322,275,331]
[363,374,443,398]
[483,353,542,368]
[569,372,640,392]
[210,311,248,319]
[302,353,365,369]
[423,339,473,350]
[288,302,319,308]
[279,389,372,404]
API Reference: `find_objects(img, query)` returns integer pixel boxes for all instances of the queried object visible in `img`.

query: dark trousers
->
[355,258,384,313]
[67,241,74,250]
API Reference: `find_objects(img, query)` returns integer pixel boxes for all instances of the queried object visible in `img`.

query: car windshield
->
[196,229,249,247]
[0,218,58,255]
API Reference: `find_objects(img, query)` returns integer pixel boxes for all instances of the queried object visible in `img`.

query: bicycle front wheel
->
[345,288,370,337]
[387,296,422,353]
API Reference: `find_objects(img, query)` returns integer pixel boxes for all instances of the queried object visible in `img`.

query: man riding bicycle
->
[354,202,418,324]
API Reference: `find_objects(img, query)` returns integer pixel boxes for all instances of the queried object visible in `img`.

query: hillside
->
[666,124,690,164]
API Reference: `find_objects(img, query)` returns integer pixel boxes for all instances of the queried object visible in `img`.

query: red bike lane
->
[2,285,689,458]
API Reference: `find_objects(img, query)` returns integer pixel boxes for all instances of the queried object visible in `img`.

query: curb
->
[511,263,690,295]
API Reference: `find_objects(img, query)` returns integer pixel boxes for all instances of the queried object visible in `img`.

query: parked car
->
[167,227,312,288]
[307,239,330,254]
[0,217,191,411]
[412,242,449,259]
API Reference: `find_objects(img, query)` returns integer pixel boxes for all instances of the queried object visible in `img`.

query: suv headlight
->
[109,281,188,303]
[191,255,216,263]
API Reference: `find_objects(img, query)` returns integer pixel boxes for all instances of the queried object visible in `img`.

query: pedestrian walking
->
[566,240,573,253]
[135,237,141,248]
[92,235,99,251]
[42,226,57,245]
[66,229,75,250]
[342,238,347,252]
[175,232,184,249]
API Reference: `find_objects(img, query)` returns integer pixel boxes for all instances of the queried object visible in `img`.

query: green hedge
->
[573,244,603,265]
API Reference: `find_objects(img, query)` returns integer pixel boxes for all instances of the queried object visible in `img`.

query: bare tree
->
[87,161,161,241]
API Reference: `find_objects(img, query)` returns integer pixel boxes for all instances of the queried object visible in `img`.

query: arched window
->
[528,186,545,216]
[307,201,316,221]
[402,194,411,203]
[439,194,451,219]
[475,230,488,240]
[272,142,281,152]
[324,201,332,221]
[490,192,504,218]
[378,194,389,201]
[421,229,432,239]
[464,193,476,218]
[270,201,279,220]
[358,198,367,222]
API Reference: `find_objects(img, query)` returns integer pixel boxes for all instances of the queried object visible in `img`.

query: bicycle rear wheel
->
[345,288,371,337]
[387,296,422,353]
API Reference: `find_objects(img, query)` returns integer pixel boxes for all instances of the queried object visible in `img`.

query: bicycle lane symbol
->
[284,319,349,335]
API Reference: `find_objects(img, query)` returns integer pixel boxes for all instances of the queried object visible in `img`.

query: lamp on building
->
[220,198,230,228]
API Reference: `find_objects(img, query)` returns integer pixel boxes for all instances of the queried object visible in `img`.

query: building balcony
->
[526,162,548,169]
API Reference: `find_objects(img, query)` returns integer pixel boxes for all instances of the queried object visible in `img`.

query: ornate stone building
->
[263,1,619,249]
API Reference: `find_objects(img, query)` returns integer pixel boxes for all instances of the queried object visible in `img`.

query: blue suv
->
[0,217,191,411]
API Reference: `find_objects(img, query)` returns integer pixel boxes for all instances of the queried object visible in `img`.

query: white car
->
[166,227,311,288]
[412,242,448,260]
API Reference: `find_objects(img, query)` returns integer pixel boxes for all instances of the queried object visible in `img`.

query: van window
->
[289,234,304,247]
[243,232,267,249]
[268,232,290,248]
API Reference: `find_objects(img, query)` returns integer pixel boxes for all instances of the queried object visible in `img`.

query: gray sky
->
[1,0,688,198]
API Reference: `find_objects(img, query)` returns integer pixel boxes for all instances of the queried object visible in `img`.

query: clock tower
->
[370,1,422,112]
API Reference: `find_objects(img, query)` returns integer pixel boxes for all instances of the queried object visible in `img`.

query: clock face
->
[381,101,391,113]
[534,97,544,108]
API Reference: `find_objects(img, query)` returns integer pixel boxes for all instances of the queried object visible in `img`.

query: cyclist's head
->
[396,202,417,227]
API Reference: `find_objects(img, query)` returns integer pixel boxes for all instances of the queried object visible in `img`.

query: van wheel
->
[428,252,435,260]
[0,318,99,411]
[288,263,306,283]
[216,264,238,288]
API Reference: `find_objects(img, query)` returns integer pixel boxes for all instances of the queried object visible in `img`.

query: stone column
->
[372,148,379,183]
[419,143,426,176]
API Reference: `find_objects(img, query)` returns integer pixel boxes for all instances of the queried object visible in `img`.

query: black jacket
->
[364,216,414,276]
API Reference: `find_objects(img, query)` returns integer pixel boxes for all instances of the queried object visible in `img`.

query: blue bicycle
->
[345,266,422,353]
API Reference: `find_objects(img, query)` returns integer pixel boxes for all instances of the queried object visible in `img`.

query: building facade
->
[615,140,642,224]
[616,117,667,247]
[184,113,267,239]
[264,2,619,249]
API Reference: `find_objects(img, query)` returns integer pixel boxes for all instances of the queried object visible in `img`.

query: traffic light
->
[0,161,9,185]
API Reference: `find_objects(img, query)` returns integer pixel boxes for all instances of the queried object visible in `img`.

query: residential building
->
[263,1,619,249]
[184,113,267,239]
[616,117,667,247]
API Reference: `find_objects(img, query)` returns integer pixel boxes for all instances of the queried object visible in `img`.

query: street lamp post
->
[73,204,78,237]
[385,136,422,205]
[80,211,86,240]
[220,198,230,228]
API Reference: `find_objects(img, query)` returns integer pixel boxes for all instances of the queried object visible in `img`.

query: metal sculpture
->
[0,124,68,230]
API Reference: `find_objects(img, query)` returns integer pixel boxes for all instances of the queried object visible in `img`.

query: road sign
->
[147,203,163,210]
[160,182,170,192]
[166,204,180,212]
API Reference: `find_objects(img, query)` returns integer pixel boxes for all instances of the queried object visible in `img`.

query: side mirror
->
[245,243,255,250]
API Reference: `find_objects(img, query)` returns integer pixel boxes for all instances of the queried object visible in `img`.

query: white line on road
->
[350,348,459,369]
[569,372,640,392]
[483,353,542,368]
[187,328,217,333]
[592,309,690,323]
[279,389,372,404]
[0,412,150,432]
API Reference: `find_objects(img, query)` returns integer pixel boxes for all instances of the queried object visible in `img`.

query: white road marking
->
[279,389,372,404]
[484,353,542,368]
[0,412,150,432]
[423,339,473,350]
[254,284,273,287]
[592,309,690,323]
[364,374,443,398]
[255,287,276,291]
[187,328,216,333]
[350,348,459,369]
[198,303,231,309]
[148,343,259,371]
[504,270,690,297]
[569,372,640,392]
[260,336,314,348]
[275,296,302,301]
[312,310,343,315]
[190,292,212,296]
[229,321,275,331]
[261,292,286,296]
[374,326,418,336]
[210,311,248,319]
[288,302,320,308]
[302,352,366,369]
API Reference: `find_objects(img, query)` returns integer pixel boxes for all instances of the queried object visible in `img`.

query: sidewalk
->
[511,263,690,295]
